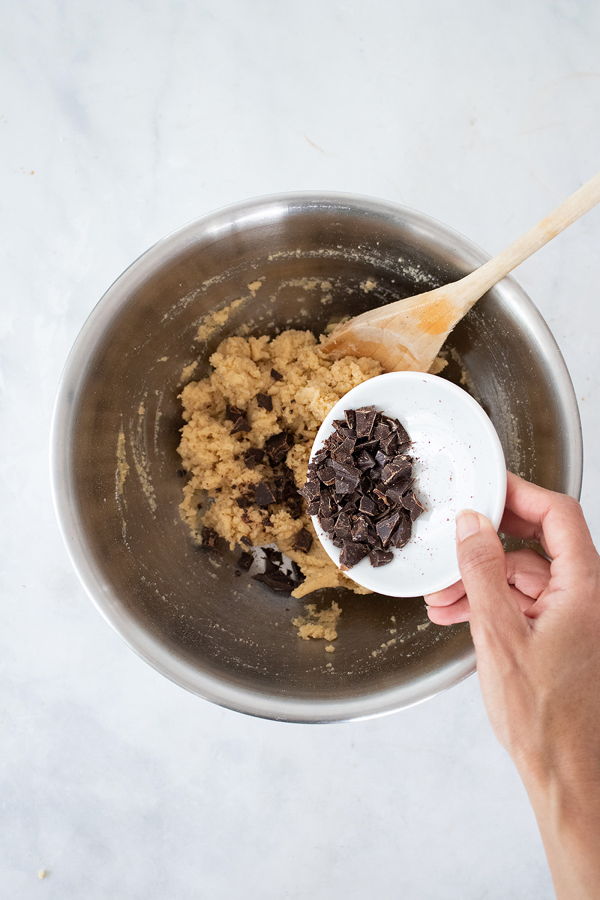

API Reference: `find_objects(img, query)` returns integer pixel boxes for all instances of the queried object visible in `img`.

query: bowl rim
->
[50,191,583,724]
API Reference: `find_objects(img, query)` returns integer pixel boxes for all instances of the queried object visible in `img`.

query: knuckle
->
[559,494,582,518]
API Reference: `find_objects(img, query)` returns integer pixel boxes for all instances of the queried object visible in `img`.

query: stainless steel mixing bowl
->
[51,193,582,723]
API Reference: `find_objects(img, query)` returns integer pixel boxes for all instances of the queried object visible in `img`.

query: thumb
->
[456,510,525,642]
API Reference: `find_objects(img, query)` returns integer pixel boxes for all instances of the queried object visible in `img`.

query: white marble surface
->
[2,1,599,897]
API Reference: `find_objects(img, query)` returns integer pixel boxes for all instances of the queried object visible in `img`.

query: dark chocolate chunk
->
[270,368,283,381]
[354,405,377,438]
[331,437,357,462]
[253,569,295,592]
[238,550,253,570]
[225,404,245,421]
[339,542,369,569]
[256,392,273,411]
[307,498,321,516]
[358,495,377,516]
[318,515,336,533]
[200,527,218,548]
[265,431,294,465]
[286,494,304,519]
[355,438,379,453]
[402,490,425,521]
[254,482,276,507]
[299,478,321,502]
[319,490,336,519]
[231,414,250,434]
[344,409,356,430]
[355,450,376,470]
[376,511,401,547]
[236,495,253,509]
[391,514,412,548]
[351,515,370,543]
[381,457,412,486]
[293,527,313,553]
[369,548,394,567]
[240,536,252,547]
[374,450,389,467]
[243,447,265,468]
[176,468,187,477]
[373,423,391,443]
[333,511,353,539]
[317,465,336,486]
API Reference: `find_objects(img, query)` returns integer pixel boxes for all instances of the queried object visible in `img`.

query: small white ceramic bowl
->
[309,372,507,597]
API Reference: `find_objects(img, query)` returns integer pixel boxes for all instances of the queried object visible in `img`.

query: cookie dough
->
[177,329,383,597]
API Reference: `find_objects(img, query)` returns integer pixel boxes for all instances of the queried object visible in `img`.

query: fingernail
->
[456,510,480,542]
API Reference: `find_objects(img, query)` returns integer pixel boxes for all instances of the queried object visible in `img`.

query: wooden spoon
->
[322,172,600,372]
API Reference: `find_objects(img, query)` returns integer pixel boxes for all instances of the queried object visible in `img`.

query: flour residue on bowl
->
[196,297,246,341]
[115,427,129,498]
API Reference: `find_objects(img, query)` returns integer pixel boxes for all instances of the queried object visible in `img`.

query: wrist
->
[519,760,600,899]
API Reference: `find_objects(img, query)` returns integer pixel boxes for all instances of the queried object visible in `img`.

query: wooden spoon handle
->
[454,171,600,313]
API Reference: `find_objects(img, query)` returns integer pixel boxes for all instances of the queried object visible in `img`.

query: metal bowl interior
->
[51,194,582,723]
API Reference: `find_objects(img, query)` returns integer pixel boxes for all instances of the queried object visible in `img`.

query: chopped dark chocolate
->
[225,404,245,421]
[355,450,376,470]
[344,409,356,430]
[351,515,370,543]
[317,464,336,486]
[303,405,425,569]
[252,548,304,594]
[354,405,378,438]
[286,493,304,519]
[358,495,377,516]
[238,550,253,570]
[254,482,276,507]
[402,489,426,521]
[265,431,294,465]
[369,548,394,567]
[256,392,273,411]
[292,527,313,553]
[376,511,401,547]
[391,515,412,548]
[270,368,283,381]
[236,495,253,509]
[307,498,321,516]
[230,414,250,434]
[339,542,369,569]
[299,478,321,502]
[200,527,218,548]
[331,436,357,462]
[243,447,265,468]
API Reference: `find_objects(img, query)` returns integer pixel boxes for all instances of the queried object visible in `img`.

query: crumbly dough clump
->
[177,329,383,597]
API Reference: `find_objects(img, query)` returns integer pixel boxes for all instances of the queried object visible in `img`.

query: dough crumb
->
[292,602,341,642]
[37,869,49,880]
[360,278,377,293]
[196,298,245,341]
[417,621,430,631]
[325,643,335,653]
[247,280,263,294]
[179,361,198,384]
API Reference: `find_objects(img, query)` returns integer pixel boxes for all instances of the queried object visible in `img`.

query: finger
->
[505,549,551,600]
[456,510,528,643]
[424,579,466,608]
[427,597,470,625]
[500,508,543,543]
[505,473,596,566]
[427,585,537,627]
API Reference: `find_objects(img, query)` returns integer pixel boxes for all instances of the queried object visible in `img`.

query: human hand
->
[425,473,600,898]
